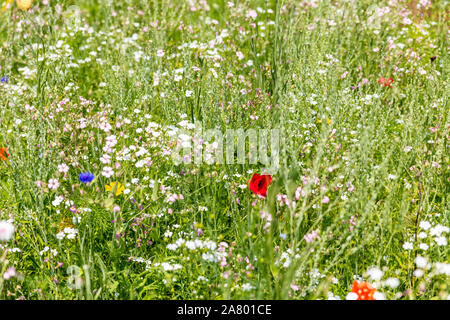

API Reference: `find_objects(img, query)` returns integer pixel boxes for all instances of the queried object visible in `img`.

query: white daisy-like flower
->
[414,256,428,268]
[367,267,384,281]
[402,242,413,250]
[419,221,431,230]
[435,236,447,246]
[384,277,400,288]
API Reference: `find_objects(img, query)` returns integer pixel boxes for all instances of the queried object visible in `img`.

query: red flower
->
[249,173,272,198]
[0,147,9,161]
[378,77,394,88]
[351,280,377,300]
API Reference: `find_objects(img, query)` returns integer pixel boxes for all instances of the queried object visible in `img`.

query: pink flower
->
[102,166,114,178]
[58,163,69,174]
[340,71,348,79]
[3,267,16,280]
[246,9,257,20]
[48,179,60,191]
[304,229,320,243]
[100,154,111,164]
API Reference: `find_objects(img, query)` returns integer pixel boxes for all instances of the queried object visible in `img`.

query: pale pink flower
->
[48,179,60,191]
[3,267,16,280]
[58,163,69,174]
[0,220,14,241]
[100,154,111,164]
[102,166,114,178]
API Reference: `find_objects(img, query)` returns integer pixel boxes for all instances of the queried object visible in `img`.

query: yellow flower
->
[16,0,32,11]
[105,182,124,196]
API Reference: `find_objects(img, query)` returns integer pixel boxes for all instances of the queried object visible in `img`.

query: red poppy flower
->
[0,147,9,161]
[351,280,377,300]
[378,77,394,88]
[249,173,272,198]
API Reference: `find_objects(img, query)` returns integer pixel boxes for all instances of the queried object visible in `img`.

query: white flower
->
[52,195,64,207]
[66,232,77,240]
[164,231,173,238]
[413,269,424,277]
[373,292,386,300]
[414,256,428,268]
[435,236,447,246]
[430,224,449,237]
[435,263,450,276]
[418,232,427,239]
[327,292,340,300]
[102,166,114,178]
[384,277,400,288]
[402,242,413,250]
[241,283,255,291]
[345,292,358,300]
[135,160,146,168]
[0,220,15,241]
[167,244,178,250]
[56,232,65,240]
[419,243,429,251]
[72,216,82,224]
[419,221,431,230]
[367,267,384,281]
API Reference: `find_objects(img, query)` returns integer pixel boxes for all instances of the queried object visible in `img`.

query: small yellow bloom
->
[16,0,32,11]
[105,182,124,196]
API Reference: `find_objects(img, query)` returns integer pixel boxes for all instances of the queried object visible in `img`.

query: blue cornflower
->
[0,76,8,83]
[79,172,94,184]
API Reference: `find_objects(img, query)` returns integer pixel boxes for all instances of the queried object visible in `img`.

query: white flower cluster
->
[56,227,78,240]
[39,246,58,257]
[275,248,300,268]
[167,238,217,251]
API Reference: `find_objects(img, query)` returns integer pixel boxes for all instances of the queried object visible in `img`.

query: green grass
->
[0,0,448,300]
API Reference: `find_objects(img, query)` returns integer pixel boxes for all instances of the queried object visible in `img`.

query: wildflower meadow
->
[0,0,448,301]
